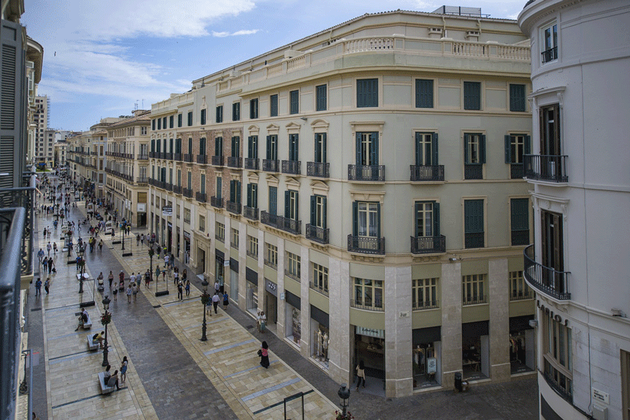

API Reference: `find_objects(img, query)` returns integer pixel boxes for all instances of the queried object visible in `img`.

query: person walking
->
[48,259,54,274]
[126,285,132,303]
[145,270,151,287]
[118,278,125,296]
[155,265,161,283]
[136,235,140,247]
[214,280,220,295]
[53,242,58,255]
[120,357,128,384]
[141,234,145,245]
[108,271,114,289]
[223,291,229,310]
[47,241,51,256]
[355,361,366,391]
[119,270,125,285]
[185,280,190,297]
[258,341,270,369]
[42,257,48,273]
[37,248,44,263]
[173,267,179,285]
[130,272,136,285]
[35,278,42,297]
[212,292,220,314]
[44,277,51,295]
[177,281,183,300]
[112,285,118,301]
[132,282,138,302]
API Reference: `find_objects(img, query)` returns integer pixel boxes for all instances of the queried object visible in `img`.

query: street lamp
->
[121,220,126,251]
[338,384,351,419]
[77,247,85,293]
[101,296,111,367]
[200,279,210,341]
[149,244,154,285]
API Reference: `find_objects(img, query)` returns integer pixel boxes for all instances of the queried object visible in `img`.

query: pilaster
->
[441,261,462,389]
[489,258,510,382]
[329,257,351,385]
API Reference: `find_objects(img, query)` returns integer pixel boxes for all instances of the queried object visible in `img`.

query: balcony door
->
[541,210,564,273]
[540,104,561,155]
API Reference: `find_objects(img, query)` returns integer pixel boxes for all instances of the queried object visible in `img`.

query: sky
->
[22,0,527,132]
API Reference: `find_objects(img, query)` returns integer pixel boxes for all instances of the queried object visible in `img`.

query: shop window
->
[353,278,383,311]
[462,274,486,305]
[215,222,225,242]
[265,243,278,269]
[247,235,258,259]
[286,252,301,280]
[412,278,438,309]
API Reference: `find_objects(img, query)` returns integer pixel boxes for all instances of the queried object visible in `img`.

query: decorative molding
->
[266,174,279,187]
[350,254,384,263]
[286,177,300,191]
[310,180,329,196]
[286,122,301,134]
[248,125,260,136]
[266,124,280,135]
[349,190,385,203]
[247,172,259,183]
[311,119,330,132]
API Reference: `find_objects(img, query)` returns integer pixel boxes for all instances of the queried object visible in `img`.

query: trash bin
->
[454,372,462,392]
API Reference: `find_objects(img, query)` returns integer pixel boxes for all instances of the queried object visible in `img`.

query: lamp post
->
[78,248,85,293]
[149,244,154,285]
[200,279,210,341]
[101,296,111,367]
[338,384,351,419]
[121,220,126,251]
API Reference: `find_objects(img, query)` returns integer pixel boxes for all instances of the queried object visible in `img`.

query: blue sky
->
[22,0,527,131]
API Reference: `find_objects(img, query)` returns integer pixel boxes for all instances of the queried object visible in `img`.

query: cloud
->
[212,29,259,37]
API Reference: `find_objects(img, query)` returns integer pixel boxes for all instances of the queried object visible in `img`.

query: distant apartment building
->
[519,1,630,419]
[33,95,50,167]
[148,10,534,397]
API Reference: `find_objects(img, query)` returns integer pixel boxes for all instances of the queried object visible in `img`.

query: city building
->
[148,9,534,397]
[518,1,630,419]
[33,95,50,168]
[53,139,67,169]
[26,36,44,167]
[104,109,151,227]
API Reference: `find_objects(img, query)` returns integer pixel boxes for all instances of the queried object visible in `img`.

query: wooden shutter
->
[230,180,236,202]
[356,132,362,164]
[464,134,470,164]
[433,202,440,236]
[266,135,272,160]
[310,196,316,225]
[247,184,252,207]
[465,200,484,233]
[322,133,327,163]
[416,79,434,108]
[432,133,439,166]
[352,202,358,236]
[151,140,155,153]
[524,135,531,155]
[236,181,241,204]
[284,191,290,218]
[188,138,192,154]
[511,198,529,231]
[480,135,486,164]
[370,132,379,165]
[376,202,381,238]
[216,177,222,199]
[505,135,512,163]
[269,186,277,215]
[323,197,327,228]
[415,132,422,166]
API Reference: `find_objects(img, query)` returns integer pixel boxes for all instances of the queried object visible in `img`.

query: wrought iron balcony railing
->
[350,298,384,311]
[541,46,558,63]
[262,159,279,172]
[307,162,329,178]
[412,299,440,310]
[211,155,224,166]
[210,196,223,208]
[244,158,259,170]
[196,154,208,164]
[524,245,571,300]
[261,211,278,228]
[0,174,34,276]
[410,165,444,181]
[410,235,446,254]
[226,201,241,214]
[306,224,329,244]
[196,192,207,203]
[347,235,385,255]
[243,206,258,220]
[278,216,301,235]
[183,188,193,198]
[137,154,149,161]
[227,157,242,168]
[184,154,194,163]
[281,160,301,175]
[173,153,182,161]
[173,185,182,194]
[164,152,173,160]
[348,164,385,182]
[464,164,483,180]
[136,177,148,185]
[524,155,568,183]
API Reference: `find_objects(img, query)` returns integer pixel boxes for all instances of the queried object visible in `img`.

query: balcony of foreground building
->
[281,160,301,175]
[307,162,329,178]
[523,244,571,300]
[243,206,258,221]
[348,164,385,182]
[0,206,26,420]
[262,159,279,173]
[182,188,193,198]
[410,165,444,182]
[196,154,208,165]
[244,158,259,170]
[226,200,241,215]
[196,192,207,203]
[210,196,224,208]
[347,235,385,255]
[183,154,194,163]
[0,174,35,277]
[227,157,242,169]
[306,224,329,244]
[524,155,568,183]
[410,235,446,254]
[212,155,224,166]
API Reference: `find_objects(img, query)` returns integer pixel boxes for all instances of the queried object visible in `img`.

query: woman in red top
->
[259,341,270,369]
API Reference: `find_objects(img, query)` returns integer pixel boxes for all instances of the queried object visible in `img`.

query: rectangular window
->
[141,126,147,135]
[464,199,485,248]
[357,78,378,108]
[231,228,239,249]
[265,243,278,269]
[178,113,182,127]
[353,278,383,310]
[215,222,225,242]
[157,118,161,130]
[169,115,174,128]
[215,136,223,157]
[288,134,299,161]
[247,183,258,208]
[356,132,379,165]
[162,117,167,129]
[290,90,299,114]
[510,84,526,112]
[541,210,564,273]
[463,81,481,110]
[247,235,258,259]
[542,23,558,63]
[187,111,193,126]
[250,98,258,119]
[188,138,193,155]
[314,133,327,163]
[270,94,278,117]
[187,171,192,189]
[285,190,298,220]
[231,136,240,158]
[462,274,486,305]
[200,109,206,125]
[184,208,191,224]
[216,177,222,199]
[414,201,439,237]
[415,79,434,108]
[412,278,438,309]
[248,135,258,159]
[268,186,277,216]
[316,84,327,111]
[198,215,205,232]
[266,135,278,160]
[511,198,530,246]
[310,195,327,228]
[200,174,206,195]
[152,119,156,131]
[509,271,532,300]
[312,263,329,295]
[505,134,531,165]
[229,179,241,204]
[232,102,240,121]
[415,132,438,166]
[354,202,380,238]
[286,252,301,279]
[199,137,206,156]
[464,133,486,179]
[177,169,181,187]
[216,105,223,123]
[543,310,572,399]
[540,104,561,155]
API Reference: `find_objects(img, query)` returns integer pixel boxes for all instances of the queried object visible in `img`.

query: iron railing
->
[524,244,571,300]
[347,235,385,255]
[196,192,207,203]
[541,46,558,63]
[281,160,301,175]
[244,158,259,170]
[261,211,278,227]
[306,224,329,244]
[0,174,35,275]
[412,299,440,310]
[196,155,208,164]
[243,206,258,220]
[173,185,182,194]
[227,157,242,168]
[184,154,194,163]
[464,164,483,180]
[183,188,193,198]
[278,216,301,235]
[226,201,241,214]
[164,152,173,160]
[410,235,446,254]
[348,165,385,181]
[137,154,149,160]
[307,162,329,178]
[524,155,568,183]
[211,155,224,166]
[350,298,384,311]
[173,153,182,161]
[262,159,279,172]
[410,165,444,181]
[210,196,223,208]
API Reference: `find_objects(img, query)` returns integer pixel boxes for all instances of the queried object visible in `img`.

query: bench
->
[82,314,92,329]
[97,372,115,394]
[87,334,99,351]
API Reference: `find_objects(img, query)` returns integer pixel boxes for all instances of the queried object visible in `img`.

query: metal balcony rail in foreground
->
[211,155,224,166]
[351,298,384,311]
[210,196,224,208]
[348,164,385,181]
[524,155,568,182]
[244,158,259,170]
[281,160,301,175]
[195,192,207,203]
[410,235,446,254]
[306,224,329,244]
[183,188,193,198]
[523,244,571,300]
[196,154,208,164]
[0,174,35,276]
[262,159,279,172]
[410,165,444,181]
[226,201,241,214]
[227,157,242,168]
[347,235,385,255]
[243,206,258,220]
[0,207,25,420]
[307,162,329,178]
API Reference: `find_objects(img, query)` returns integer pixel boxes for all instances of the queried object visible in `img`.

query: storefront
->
[196,246,205,274]
[284,291,301,347]
[462,321,489,380]
[137,203,146,227]
[167,222,173,254]
[229,258,238,302]
[246,268,258,316]
[183,231,190,263]
[215,249,225,291]
[310,305,329,369]
[264,279,277,331]
[354,327,385,385]
[412,327,441,388]
[509,315,535,374]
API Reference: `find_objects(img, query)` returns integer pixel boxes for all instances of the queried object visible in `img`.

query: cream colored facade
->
[104,110,151,227]
[149,10,535,398]
[33,95,49,167]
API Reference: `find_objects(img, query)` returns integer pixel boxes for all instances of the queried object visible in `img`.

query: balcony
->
[227,157,242,168]
[410,235,446,254]
[196,155,208,164]
[173,185,182,194]
[510,163,524,179]
[281,160,301,175]
[155,180,166,189]
[278,216,301,235]
[165,182,173,192]
[541,46,558,64]
[524,155,568,183]
[348,165,385,182]
[347,235,385,255]
[183,154,194,163]
[244,158,259,170]
[210,196,224,208]
[211,155,224,166]
[350,299,384,312]
[136,177,148,185]
[183,188,193,198]
[465,232,484,249]
[306,224,329,244]
[159,152,166,159]
[173,153,182,161]
[260,211,278,228]
[196,192,207,203]
[226,200,241,214]
[0,174,35,276]
[137,154,149,161]
[149,151,157,158]
[164,152,173,160]
[243,206,258,220]
[307,162,329,178]
[262,159,279,172]
[410,165,444,182]
[464,164,483,180]
[523,245,571,300]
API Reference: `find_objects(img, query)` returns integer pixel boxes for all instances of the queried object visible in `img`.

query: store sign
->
[137,203,146,212]
[162,206,172,216]
[265,279,277,296]
[355,327,385,339]
[427,358,437,374]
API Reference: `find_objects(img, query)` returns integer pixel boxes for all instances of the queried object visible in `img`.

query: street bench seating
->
[87,334,99,351]
[97,372,115,394]
[82,314,92,329]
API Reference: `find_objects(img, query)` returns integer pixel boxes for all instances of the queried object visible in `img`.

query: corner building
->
[519,1,630,419]
[149,10,535,397]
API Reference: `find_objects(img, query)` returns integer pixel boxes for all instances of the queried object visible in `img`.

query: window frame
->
[247,235,258,259]
[312,263,329,295]
[216,105,223,123]
[509,84,527,112]
[415,79,434,108]
[462,274,487,305]
[232,102,241,121]
[463,81,482,110]
[542,309,573,399]
[353,278,383,310]
[412,277,439,309]
[187,111,193,127]
[315,84,327,111]
[265,243,278,269]
[509,270,532,300]
[541,22,558,64]
[289,90,299,115]
[215,222,225,242]
[356,78,379,108]
[286,252,301,279]
[464,199,485,249]
[270,94,278,117]
[250,98,259,119]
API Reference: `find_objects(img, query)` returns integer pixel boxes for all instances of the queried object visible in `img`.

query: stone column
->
[257,229,265,313]
[329,257,351,385]
[238,221,247,311]
[441,261,462,389]
[384,266,413,398]
[300,245,311,358]
[489,258,510,382]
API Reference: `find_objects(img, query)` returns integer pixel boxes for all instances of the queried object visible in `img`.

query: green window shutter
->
[432,133,439,165]
[316,85,327,111]
[524,135,531,155]
[505,135,512,163]
[269,187,277,215]
[248,136,253,158]
[290,90,299,114]
[376,202,381,238]
[352,202,358,236]
[510,84,526,112]
[252,185,257,208]
[169,139,173,153]
[480,135,486,164]
[322,133,327,163]
[465,200,484,233]
[414,202,421,236]
[464,82,481,110]
[178,114,182,127]
[314,134,320,163]
[415,79,434,108]
[270,95,278,117]
[266,136,272,160]
[323,197,327,228]
[151,140,155,153]
[187,172,192,189]
[157,119,161,130]
[415,132,422,166]
[237,181,241,204]
[357,79,378,107]
[188,138,192,154]
[433,202,440,236]
[152,120,156,130]
[284,191,290,218]
[370,133,379,165]
[356,133,363,163]
[216,177,222,199]
[511,198,529,231]
[230,180,235,202]
[247,184,252,207]
[201,174,206,194]
[464,134,470,164]
[201,109,206,125]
